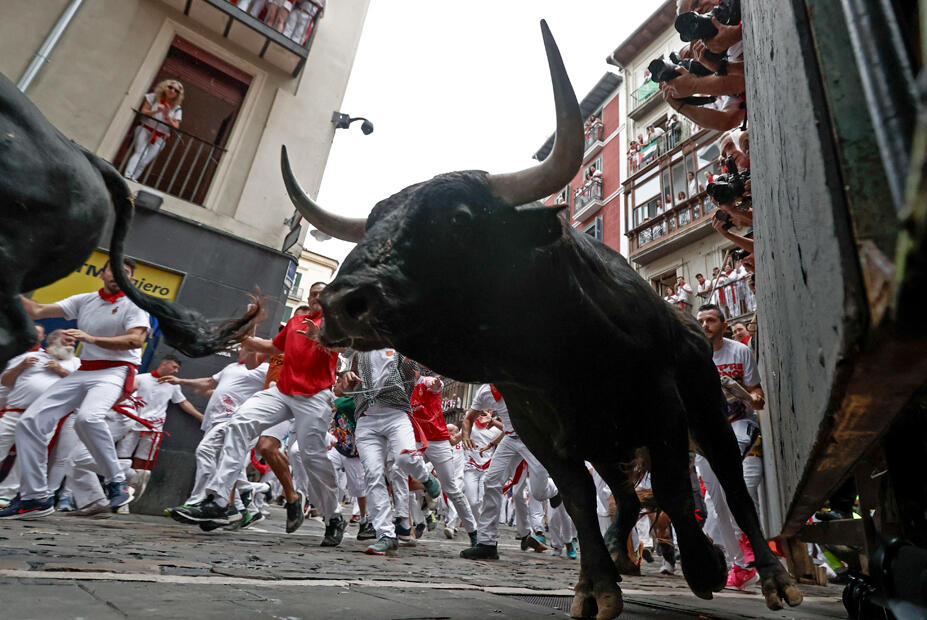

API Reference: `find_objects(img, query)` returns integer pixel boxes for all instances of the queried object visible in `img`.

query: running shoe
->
[55,495,75,513]
[426,512,438,531]
[394,517,414,543]
[202,506,239,532]
[285,490,306,534]
[642,547,654,563]
[565,541,577,559]
[172,496,229,524]
[0,495,54,519]
[365,536,399,556]
[460,543,499,560]
[350,514,361,524]
[725,565,758,591]
[422,474,441,507]
[356,520,376,541]
[240,510,265,530]
[443,526,456,540]
[660,559,675,575]
[467,530,478,547]
[534,530,548,545]
[520,533,548,552]
[321,515,347,547]
[0,497,10,509]
[103,480,132,508]
[414,522,426,539]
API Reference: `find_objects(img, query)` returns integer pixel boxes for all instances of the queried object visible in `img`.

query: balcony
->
[160,0,320,76]
[628,192,719,265]
[114,110,227,206]
[692,274,757,321]
[628,120,696,177]
[584,122,604,156]
[574,180,604,218]
[628,80,663,120]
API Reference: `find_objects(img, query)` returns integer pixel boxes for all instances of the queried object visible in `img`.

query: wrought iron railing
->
[114,110,228,206]
[631,81,659,107]
[584,122,604,151]
[574,179,603,213]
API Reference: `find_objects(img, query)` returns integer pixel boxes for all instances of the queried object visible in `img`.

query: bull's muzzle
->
[319,282,385,348]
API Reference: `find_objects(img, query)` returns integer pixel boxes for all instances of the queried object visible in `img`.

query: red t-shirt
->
[410,377,449,441]
[271,315,338,397]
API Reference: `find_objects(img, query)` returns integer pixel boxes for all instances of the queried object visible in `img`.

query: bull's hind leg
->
[591,462,642,576]
[540,457,622,619]
[647,401,728,599]
[0,287,37,367]
[688,388,803,610]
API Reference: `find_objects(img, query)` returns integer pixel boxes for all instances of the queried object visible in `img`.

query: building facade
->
[0,0,367,511]
[283,248,339,320]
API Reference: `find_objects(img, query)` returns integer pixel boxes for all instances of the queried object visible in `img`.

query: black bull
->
[0,73,259,368]
[283,21,803,619]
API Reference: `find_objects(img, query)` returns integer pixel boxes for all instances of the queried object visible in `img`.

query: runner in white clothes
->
[0,328,80,505]
[461,409,503,518]
[1,258,149,519]
[460,383,560,560]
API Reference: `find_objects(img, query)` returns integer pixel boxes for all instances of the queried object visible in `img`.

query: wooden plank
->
[797,519,865,547]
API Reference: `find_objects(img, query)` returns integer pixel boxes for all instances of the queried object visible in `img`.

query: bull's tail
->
[82,148,263,357]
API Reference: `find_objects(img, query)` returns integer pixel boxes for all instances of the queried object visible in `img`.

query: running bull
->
[0,73,259,367]
[282,21,802,620]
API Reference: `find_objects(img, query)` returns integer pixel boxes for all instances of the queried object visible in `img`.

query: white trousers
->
[463,468,486,516]
[0,410,22,498]
[478,434,557,545]
[695,454,745,568]
[16,367,130,501]
[549,502,577,547]
[189,420,234,504]
[47,413,80,495]
[236,0,266,15]
[71,411,134,508]
[328,449,365,498]
[116,428,160,461]
[205,386,339,518]
[282,6,313,43]
[355,411,430,540]
[125,126,166,181]
[424,441,476,533]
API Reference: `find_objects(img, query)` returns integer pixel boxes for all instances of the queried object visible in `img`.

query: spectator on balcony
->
[668,114,682,147]
[687,171,700,197]
[675,276,694,310]
[655,197,665,215]
[695,273,710,300]
[647,123,665,145]
[663,286,677,306]
[235,0,267,18]
[283,0,324,45]
[584,164,603,189]
[677,191,687,202]
[664,192,673,206]
[264,0,293,33]
[125,79,184,182]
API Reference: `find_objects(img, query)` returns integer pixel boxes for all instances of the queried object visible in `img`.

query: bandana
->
[98,288,125,304]
[489,384,503,402]
[151,370,161,379]
[474,418,489,429]
[28,344,41,352]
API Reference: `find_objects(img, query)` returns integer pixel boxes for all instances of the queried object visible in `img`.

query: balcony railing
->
[628,120,696,176]
[114,110,227,206]
[629,191,719,252]
[574,179,603,213]
[631,80,659,107]
[584,122,604,152]
[692,274,757,320]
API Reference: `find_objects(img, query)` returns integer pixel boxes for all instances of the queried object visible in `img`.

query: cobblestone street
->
[0,507,845,619]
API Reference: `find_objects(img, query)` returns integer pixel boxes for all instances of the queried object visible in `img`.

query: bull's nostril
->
[344,292,368,320]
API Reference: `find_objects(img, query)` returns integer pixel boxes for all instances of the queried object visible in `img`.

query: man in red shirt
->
[173,283,346,546]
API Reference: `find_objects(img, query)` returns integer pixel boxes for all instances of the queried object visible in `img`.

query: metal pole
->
[17,0,84,93]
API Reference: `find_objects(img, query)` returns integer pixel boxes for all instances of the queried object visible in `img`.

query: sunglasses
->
[166,85,181,92]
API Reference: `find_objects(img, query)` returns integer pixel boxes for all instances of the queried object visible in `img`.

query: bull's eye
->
[450,204,473,227]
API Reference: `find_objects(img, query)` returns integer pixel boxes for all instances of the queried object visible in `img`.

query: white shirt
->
[201,361,269,430]
[362,348,403,416]
[713,338,760,423]
[132,372,187,431]
[5,351,80,410]
[675,282,693,306]
[57,292,150,365]
[465,421,499,470]
[142,93,182,136]
[471,383,512,433]
[688,178,699,197]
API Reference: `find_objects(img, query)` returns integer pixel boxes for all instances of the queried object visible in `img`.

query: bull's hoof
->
[691,589,714,600]
[759,563,803,610]
[593,584,623,620]
[570,582,596,618]
[682,543,728,596]
[610,549,640,577]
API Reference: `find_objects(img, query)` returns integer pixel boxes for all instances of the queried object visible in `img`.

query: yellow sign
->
[30,250,183,303]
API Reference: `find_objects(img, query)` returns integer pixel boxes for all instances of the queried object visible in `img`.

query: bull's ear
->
[512,203,567,247]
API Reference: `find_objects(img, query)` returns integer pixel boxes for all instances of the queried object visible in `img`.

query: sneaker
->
[321,515,347,547]
[0,495,54,519]
[130,469,151,501]
[551,545,562,557]
[394,518,414,543]
[115,504,130,515]
[103,480,132,508]
[202,506,238,532]
[468,530,478,547]
[224,509,250,531]
[56,495,75,513]
[534,530,548,545]
[726,565,758,591]
[356,521,377,541]
[444,526,456,540]
[63,499,110,517]
[642,547,654,563]
[365,536,399,556]
[240,510,265,530]
[738,533,755,566]
[660,558,675,575]
[285,490,306,534]
[0,497,11,509]
[426,512,438,531]
[460,543,499,560]
[414,522,426,539]
[172,497,229,524]
[165,503,197,520]
[520,533,548,552]
[239,488,253,510]
[566,541,577,559]
[350,514,361,524]
[422,474,441,507]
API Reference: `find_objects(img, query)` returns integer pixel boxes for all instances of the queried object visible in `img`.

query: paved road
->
[0,506,845,619]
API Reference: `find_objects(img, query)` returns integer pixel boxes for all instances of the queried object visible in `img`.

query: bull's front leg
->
[590,461,642,576]
[541,457,622,619]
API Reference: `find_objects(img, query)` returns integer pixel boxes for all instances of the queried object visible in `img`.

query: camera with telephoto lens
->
[730,248,749,262]
[675,0,741,43]
[668,51,715,77]
[713,210,735,231]
[706,156,750,206]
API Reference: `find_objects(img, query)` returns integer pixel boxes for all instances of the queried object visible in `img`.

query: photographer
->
[662,87,745,131]
[712,218,754,257]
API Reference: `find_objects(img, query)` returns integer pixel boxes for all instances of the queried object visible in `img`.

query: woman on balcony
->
[125,79,184,182]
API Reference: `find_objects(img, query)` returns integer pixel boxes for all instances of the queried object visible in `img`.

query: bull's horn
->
[281,145,367,243]
[487,20,583,207]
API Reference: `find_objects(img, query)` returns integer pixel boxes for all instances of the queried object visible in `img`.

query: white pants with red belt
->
[205,386,340,519]
[477,433,558,546]
[16,367,130,501]
[125,126,166,181]
[355,411,430,540]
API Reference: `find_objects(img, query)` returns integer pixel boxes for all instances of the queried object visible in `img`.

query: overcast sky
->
[305,1,663,268]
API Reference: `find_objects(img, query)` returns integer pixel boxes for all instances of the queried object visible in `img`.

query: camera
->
[675,0,741,43]
[646,57,718,106]
[668,52,714,77]
[730,248,749,261]
[706,156,750,206]
[713,210,735,231]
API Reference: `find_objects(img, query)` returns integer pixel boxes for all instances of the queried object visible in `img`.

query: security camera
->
[361,120,374,135]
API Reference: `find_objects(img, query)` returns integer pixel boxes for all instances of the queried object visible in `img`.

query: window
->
[556,186,570,205]
[634,173,660,206]
[289,272,303,298]
[584,156,604,178]
[583,216,604,241]
[671,160,687,205]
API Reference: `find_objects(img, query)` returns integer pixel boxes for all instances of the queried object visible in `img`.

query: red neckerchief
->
[489,384,503,402]
[28,344,41,352]
[98,288,125,304]
[151,370,161,379]
[474,418,489,429]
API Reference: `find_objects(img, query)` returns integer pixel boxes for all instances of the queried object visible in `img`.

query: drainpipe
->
[17,0,84,93]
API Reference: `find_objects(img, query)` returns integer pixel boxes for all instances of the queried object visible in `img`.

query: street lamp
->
[332,111,373,135]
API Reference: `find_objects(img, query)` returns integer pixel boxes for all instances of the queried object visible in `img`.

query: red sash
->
[0,407,25,419]
[78,360,138,400]
[502,460,527,494]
